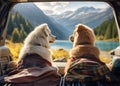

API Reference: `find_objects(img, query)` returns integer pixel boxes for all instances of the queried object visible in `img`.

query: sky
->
[34,2,110,15]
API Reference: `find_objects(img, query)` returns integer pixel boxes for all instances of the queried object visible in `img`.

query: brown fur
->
[69,24,95,47]
[65,24,104,73]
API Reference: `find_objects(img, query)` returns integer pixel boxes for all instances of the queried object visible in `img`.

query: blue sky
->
[35,2,110,15]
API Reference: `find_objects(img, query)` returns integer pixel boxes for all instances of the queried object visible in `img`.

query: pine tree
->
[104,23,112,39]
[112,20,118,38]
[7,13,14,35]
[11,28,20,43]
[19,24,27,42]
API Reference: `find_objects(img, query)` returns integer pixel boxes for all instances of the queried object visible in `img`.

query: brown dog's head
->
[69,24,95,47]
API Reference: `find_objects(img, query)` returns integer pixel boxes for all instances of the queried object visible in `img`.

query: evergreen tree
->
[11,28,20,43]
[19,24,27,42]
[7,13,14,35]
[112,20,118,38]
[104,24,112,39]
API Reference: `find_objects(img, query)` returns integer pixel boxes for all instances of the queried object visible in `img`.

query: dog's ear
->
[69,35,74,42]
[44,28,49,37]
[42,24,50,37]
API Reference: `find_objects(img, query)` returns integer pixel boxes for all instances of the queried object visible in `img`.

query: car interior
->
[0,0,120,85]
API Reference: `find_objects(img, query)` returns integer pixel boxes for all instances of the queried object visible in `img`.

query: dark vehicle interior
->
[0,0,120,85]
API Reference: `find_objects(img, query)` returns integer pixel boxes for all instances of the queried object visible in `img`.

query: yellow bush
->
[6,41,70,61]
[51,48,69,60]
[52,48,112,63]
[100,55,112,63]
[5,40,23,61]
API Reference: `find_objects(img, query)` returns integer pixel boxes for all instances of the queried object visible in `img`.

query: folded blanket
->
[65,59,117,82]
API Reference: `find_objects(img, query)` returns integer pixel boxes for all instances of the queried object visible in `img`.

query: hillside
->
[94,17,118,40]
[7,11,34,43]
[13,3,69,40]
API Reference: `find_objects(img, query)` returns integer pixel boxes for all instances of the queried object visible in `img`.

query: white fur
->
[19,23,56,63]
[110,46,120,56]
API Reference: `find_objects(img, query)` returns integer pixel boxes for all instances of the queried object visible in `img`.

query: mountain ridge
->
[50,6,113,31]
[12,3,113,40]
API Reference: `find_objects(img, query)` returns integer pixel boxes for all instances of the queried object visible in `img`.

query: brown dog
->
[65,24,105,73]
[69,24,100,58]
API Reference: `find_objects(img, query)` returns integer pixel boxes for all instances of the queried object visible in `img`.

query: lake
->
[51,40,119,50]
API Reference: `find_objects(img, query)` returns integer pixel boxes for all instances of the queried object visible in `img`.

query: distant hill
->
[51,7,113,32]
[13,3,69,40]
[94,17,118,40]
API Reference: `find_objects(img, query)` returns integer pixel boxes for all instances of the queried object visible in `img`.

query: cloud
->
[35,2,70,15]
[52,2,69,14]
[60,2,69,7]
[34,2,51,10]
[34,2,109,15]
[50,2,57,6]
[50,2,69,7]
[53,5,63,14]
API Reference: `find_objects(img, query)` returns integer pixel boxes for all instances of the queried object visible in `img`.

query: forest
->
[94,17,118,41]
[7,11,34,43]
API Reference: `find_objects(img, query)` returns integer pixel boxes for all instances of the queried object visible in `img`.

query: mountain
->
[12,3,114,40]
[13,3,69,40]
[51,7,113,32]
[74,7,100,13]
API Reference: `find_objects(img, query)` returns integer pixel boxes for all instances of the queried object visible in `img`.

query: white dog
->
[4,24,61,86]
[19,23,56,64]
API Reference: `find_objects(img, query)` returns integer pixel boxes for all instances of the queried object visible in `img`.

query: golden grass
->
[5,40,23,61]
[5,40,111,63]
[100,55,112,63]
[52,48,70,60]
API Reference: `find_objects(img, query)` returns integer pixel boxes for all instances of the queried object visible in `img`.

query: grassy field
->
[5,40,23,61]
[5,40,112,63]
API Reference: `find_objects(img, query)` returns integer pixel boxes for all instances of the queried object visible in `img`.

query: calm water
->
[51,40,119,50]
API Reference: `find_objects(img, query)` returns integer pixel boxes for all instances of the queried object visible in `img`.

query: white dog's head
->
[35,23,56,43]
[24,23,56,48]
